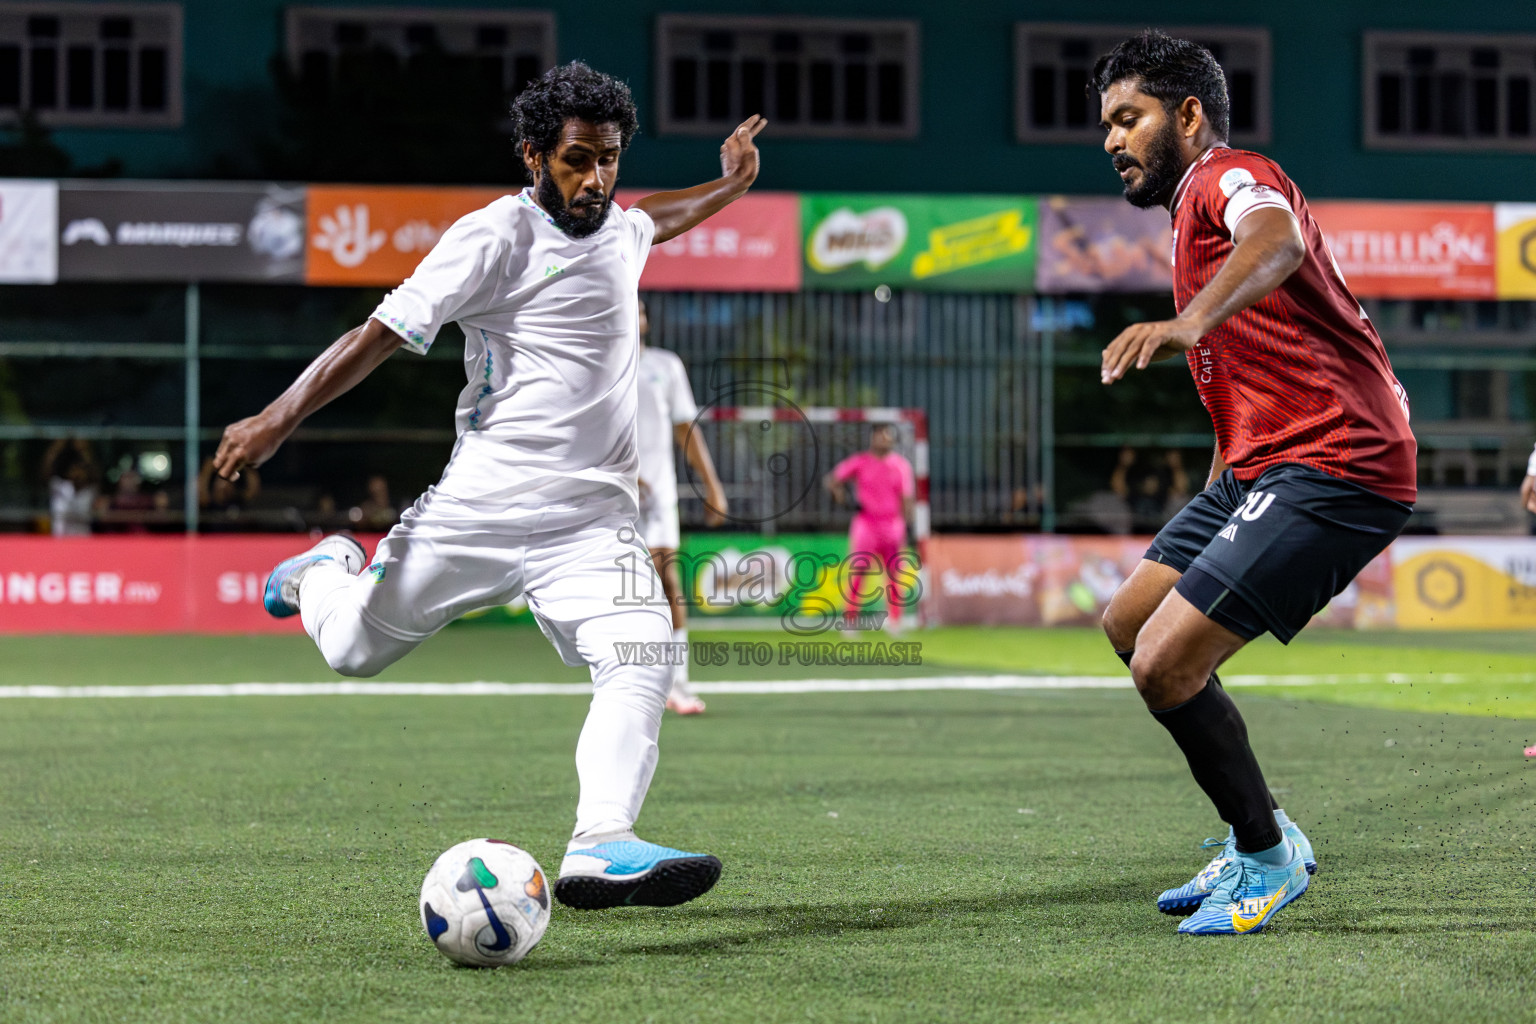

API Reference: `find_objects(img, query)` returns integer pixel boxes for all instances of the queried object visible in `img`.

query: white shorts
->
[356,500,671,666]
[637,487,681,551]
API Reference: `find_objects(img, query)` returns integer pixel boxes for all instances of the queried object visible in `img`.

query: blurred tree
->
[256,44,519,184]
[0,112,121,177]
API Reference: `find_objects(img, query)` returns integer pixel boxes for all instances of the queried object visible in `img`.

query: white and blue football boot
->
[555,833,722,910]
[262,533,366,618]
[1157,819,1316,915]
[1177,838,1310,935]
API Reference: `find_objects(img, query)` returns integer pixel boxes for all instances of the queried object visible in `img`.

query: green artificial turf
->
[1,630,1533,1022]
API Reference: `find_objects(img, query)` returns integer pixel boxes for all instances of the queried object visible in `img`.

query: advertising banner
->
[1310,201,1496,299]
[1035,196,1172,294]
[0,535,382,634]
[1494,203,1536,300]
[802,193,1038,293]
[0,179,58,283]
[679,532,853,626]
[57,182,306,282]
[617,189,802,292]
[304,185,503,286]
[926,536,1394,630]
[1391,537,1536,629]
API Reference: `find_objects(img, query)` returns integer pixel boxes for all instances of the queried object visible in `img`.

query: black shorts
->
[1146,463,1413,644]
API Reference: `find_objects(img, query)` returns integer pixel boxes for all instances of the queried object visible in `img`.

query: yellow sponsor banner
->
[1392,538,1536,628]
[1495,203,1536,299]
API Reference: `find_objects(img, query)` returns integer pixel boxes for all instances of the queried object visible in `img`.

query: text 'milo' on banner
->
[801,193,1038,293]
[1035,196,1173,294]
[304,186,503,286]
[0,179,59,284]
[1309,201,1496,299]
[57,182,307,282]
[1494,203,1536,300]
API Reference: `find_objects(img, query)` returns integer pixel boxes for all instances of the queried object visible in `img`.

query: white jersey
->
[636,345,699,507]
[372,189,655,518]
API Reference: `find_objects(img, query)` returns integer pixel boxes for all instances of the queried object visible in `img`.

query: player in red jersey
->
[1090,31,1416,936]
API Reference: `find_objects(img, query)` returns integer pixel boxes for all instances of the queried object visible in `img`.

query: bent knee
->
[1101,593,1145,652]
[322,642,407,678]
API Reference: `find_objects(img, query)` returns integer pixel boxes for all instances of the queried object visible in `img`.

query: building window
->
[0,2,180,126]
[1015,23,1270,145]
[285,7,555,101]
[1364,31,1536,152]
[656,15,919,139]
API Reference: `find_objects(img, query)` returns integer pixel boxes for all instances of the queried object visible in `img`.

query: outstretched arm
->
[214,318,404,480]
[634,116,766,245]
[1100,207,1305,384]
[674,422,727,527]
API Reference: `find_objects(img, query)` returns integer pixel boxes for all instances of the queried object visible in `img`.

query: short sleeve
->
[623,205,657,278]
[832,453,862,483]
[1206,162,1294,237]
[371,214,505,355]
[897,456,916,498]
[667,353,699,424]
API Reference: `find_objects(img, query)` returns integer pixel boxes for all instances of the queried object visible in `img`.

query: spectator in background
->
[353,474,400,531]
[199,456,260,524]
[1110,447,1191,534]
[100,466,168,533]
[43,437,99,537]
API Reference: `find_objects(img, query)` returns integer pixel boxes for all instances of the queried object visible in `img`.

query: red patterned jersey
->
[1170,147,1416,503]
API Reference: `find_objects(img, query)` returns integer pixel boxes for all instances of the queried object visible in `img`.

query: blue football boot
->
[1157,819,1316,916]
[555,833,722,910]
[262,533,366,617]
[1178,839,1310,935]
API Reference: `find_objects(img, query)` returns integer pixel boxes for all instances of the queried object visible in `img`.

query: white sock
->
[569,611,671,841]
[298,564,417,677]
[671,626,690,691]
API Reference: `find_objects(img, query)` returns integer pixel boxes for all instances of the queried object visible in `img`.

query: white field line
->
[0,673,1530,699]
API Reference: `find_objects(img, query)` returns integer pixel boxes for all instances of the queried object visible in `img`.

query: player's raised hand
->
[1101,317,1203,384]
[720,115,767,185]
[213,412,289,481]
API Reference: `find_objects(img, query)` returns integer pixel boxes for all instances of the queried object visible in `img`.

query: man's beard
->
[1114,117,1184,209]
[537,160,611,238]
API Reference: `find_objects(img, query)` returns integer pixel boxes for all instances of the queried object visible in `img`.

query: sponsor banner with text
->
[305,186,803,290]
[616,189,801,291]
[1494,203,1536,299]
[802,193,1037,292]
[0,535,382,634]
[304,185,503,286]
[1310,201,1496,299]
[1036,196,1173,294]
[1391,537,1536,629]
[58,182,306,282]
[926,535,1394,630]
[0,179,58,283]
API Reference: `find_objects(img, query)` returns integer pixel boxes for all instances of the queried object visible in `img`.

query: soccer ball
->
[419,839,551,967]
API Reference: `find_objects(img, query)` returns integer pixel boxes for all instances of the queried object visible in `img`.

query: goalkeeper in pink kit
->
[823,424,917,630]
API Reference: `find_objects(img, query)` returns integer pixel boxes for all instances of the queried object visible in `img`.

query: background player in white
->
[212,63,766,911]
[635,299,727,715]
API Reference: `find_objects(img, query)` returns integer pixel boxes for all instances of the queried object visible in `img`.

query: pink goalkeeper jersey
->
[833,451,915,522]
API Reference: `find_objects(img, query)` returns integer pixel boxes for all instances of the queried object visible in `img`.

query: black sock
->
[1150,681,1282,853]
[1115,649,1134,670]
[1208,672,1282,812]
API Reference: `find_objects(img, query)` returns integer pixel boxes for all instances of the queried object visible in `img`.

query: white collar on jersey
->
[1169,144,1231,216]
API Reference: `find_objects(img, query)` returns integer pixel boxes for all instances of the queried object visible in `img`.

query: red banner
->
[617,189,801,291]
[1310,201,1497,299]
[0,536,383,634]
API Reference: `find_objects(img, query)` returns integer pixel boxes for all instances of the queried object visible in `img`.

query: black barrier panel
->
[57,182,306,283]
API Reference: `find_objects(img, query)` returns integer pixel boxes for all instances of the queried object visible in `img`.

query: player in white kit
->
[212,63,766,911]
[635,300,727,715]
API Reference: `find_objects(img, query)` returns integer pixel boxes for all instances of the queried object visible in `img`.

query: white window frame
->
[1363,30,1536,153]
[284,6,555,96]
[1014,23,1270,146]
[0,1,182,127]
[655,14,920,140]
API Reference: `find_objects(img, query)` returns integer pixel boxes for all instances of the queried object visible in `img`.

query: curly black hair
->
[1089,30,1231,142]
[509,61,640,163]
